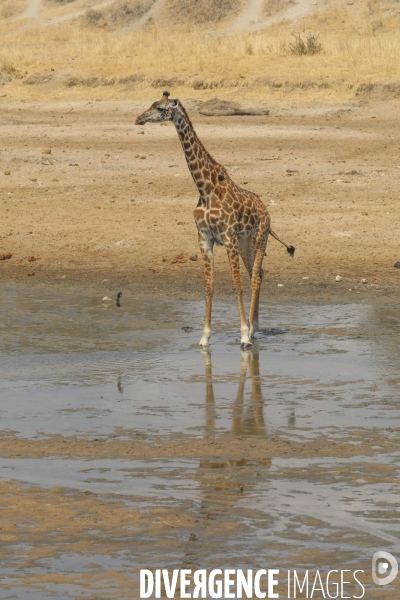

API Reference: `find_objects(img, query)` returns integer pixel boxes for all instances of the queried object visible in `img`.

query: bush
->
[1,2,20,18]
[167,0,241,24]
[81,8,105,27]
[289,32,322,56]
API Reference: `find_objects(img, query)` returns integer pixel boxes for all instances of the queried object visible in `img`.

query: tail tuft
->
[287,245,295,256]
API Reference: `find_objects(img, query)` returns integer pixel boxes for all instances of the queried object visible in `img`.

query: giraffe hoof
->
[199,337,210,347]
[241,340,253,349]
[249,323,258,339]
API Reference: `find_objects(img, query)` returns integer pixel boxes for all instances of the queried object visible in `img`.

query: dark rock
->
[151,76,185,88]
[356,82,400,98]
[197,98,269,117]
[24,72,53,85]
[0,73,12,87]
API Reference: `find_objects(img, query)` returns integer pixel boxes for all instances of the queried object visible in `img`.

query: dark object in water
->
[182,326,193,333]
[258,328,289,336]
[116,291,122,307]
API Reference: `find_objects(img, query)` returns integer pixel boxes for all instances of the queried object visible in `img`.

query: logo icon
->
[372,551,398,586]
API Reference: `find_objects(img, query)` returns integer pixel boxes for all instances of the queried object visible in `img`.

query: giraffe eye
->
[157,107,165,112]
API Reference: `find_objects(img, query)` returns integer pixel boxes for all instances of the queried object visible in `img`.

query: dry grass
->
[263,0,295,18]
[0,0,25,19]
[1,0,400,103]
[81,0,156,30]
[166,0,242,24]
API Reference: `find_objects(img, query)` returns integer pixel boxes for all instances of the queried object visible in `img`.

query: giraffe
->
[136,91,294,347]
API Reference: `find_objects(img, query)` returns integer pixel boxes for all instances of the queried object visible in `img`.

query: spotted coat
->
[136,92,293,347]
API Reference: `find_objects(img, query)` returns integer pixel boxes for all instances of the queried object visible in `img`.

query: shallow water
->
[0,285,399,598]
[1,453,399,544]
[1,287,399,440]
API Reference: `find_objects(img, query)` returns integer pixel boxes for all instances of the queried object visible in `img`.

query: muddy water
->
[0,285,399,598]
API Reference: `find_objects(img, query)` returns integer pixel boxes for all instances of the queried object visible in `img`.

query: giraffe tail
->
[269,229,295,256]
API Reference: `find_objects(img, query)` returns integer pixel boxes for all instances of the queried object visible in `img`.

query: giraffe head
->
[135,91,178,125]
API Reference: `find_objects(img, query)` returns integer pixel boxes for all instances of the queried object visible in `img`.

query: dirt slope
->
[4,0,320,32]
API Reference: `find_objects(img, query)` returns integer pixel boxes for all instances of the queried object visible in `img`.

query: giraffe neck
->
[172,104,225,195]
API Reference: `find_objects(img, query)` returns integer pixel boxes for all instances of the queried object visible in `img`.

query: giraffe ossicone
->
[136,92,295,347]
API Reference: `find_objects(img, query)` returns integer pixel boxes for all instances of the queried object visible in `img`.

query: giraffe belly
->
[237,227,253,237]
[211,230,224,246]
[204,220,224,246]
[208,215,226,246]
[195,206,226,246]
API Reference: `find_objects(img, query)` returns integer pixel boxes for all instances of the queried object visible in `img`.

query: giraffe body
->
[136,92,294,347]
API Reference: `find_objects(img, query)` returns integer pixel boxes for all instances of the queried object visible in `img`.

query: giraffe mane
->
[179,102,228,175]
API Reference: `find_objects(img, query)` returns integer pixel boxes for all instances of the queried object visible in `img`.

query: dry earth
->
[0,98,399,303]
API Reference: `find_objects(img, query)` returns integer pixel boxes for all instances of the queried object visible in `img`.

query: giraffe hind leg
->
[248,229,268,340]
[238,237,253,281]
[239,236,262,340]
[226,238,251,347]
[239,236,262,339]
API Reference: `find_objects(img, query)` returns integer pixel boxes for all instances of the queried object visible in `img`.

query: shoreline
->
[2,266,399,307]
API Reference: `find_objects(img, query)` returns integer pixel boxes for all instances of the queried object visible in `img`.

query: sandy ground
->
[0,99,399,304]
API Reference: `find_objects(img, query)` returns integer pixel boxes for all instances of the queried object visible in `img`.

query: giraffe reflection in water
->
[177,351,272,575]
[202,349,267,441]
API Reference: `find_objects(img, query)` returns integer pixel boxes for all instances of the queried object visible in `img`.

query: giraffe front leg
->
[226,239,251,347]
[198,235,214,346]
[249,265,263,340]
